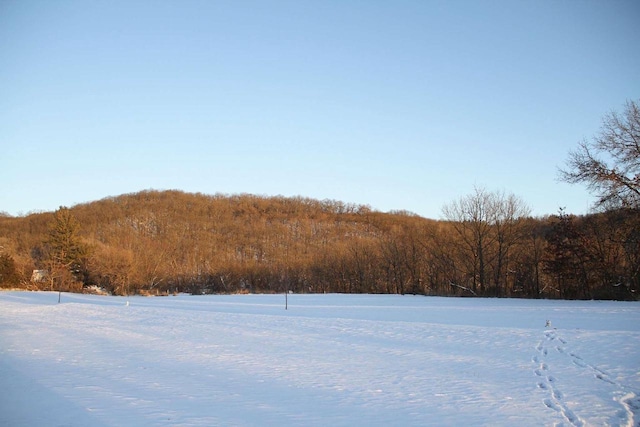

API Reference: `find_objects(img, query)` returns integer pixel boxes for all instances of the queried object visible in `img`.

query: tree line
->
[0,189,637,300]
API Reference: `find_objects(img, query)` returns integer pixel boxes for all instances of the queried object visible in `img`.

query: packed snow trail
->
[1,292,639,426]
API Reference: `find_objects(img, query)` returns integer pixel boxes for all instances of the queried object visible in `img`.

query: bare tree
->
[442,187,497,294]
[492,192,531,296]
[560,99,640,210]
[442,187,530,295]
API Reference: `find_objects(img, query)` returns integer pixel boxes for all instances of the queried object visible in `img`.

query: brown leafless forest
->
[1,190,638,300]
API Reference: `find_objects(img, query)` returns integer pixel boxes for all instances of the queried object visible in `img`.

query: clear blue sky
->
[1,0,639,219]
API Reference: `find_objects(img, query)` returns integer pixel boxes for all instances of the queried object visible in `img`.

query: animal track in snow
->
[572,359,586,368]
[595,373,616,385]
[534,330,584,426]
[567,352,589,368]
[619,393,640,427]
[535,340,548,355]
[535,328,639,427]
[544,398,560,412]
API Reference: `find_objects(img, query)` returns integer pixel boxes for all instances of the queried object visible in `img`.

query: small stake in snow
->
[58,291,61,304]
[285,291,288,310]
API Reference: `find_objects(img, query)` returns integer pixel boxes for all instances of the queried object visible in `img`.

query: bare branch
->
[560,99,640,209]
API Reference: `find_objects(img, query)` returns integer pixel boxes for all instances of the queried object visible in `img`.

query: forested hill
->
[1,190,638,300]
[0,190,434,295]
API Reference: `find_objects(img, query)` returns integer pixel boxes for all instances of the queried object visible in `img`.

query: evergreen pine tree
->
[45,207,88,290]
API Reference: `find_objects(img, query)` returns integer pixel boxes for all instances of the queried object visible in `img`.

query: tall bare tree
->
[442,187,497,294]
[442,188,530,295]
[492,191,531,295]
[561,99,640,210]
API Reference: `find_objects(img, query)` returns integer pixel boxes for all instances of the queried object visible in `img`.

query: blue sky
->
[1,0,639,219]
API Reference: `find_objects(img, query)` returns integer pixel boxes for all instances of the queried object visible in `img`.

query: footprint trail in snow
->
[533,328,639,427]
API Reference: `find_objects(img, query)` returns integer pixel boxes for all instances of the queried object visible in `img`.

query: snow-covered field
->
[1,292,638,427]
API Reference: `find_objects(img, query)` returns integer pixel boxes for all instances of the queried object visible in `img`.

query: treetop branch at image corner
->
[561,99,640,210]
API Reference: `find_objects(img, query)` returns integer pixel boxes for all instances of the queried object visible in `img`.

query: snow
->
[1,292,639,427]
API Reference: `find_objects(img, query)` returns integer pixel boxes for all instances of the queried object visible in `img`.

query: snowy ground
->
[1,292,639,427]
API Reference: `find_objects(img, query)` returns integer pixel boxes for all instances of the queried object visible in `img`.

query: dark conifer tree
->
[45,207,89,289]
